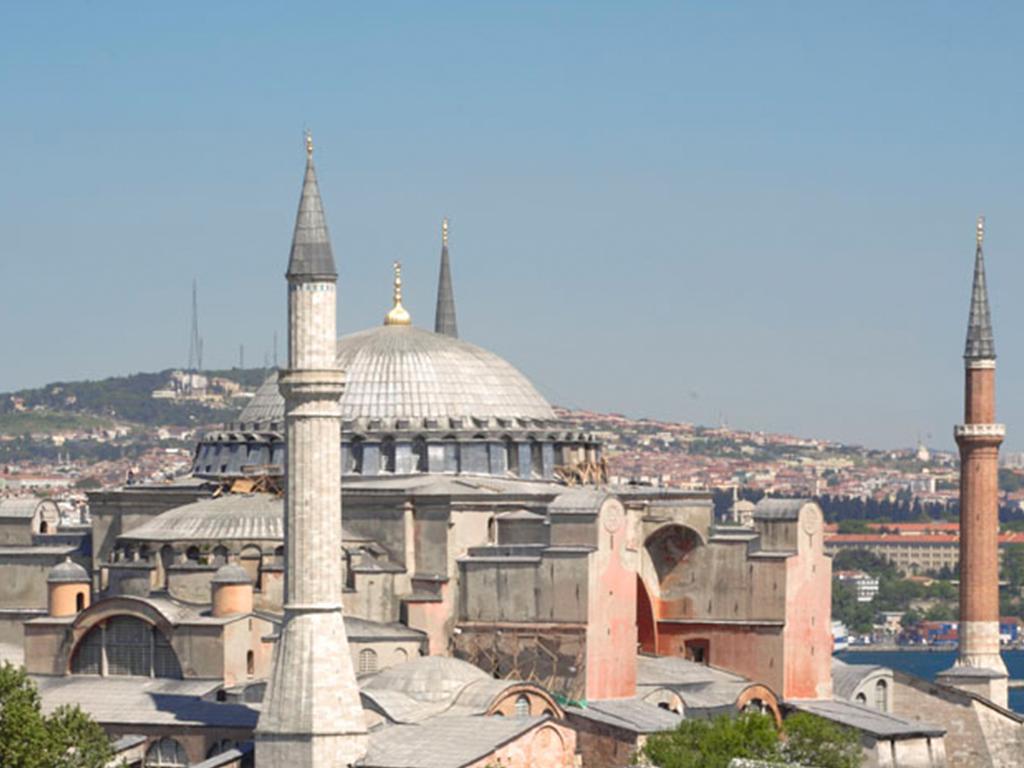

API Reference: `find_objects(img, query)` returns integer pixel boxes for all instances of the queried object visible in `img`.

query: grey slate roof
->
[548,487,610,515]
[47,557,90,583]
[345,616,426,642]
[0,498,55,519]
[33,677,256,728]
[362,715,546,768]
[568,698,684,734]
[965,239,996,361]
[786,698,944,739]
[286,151,336,280]
[238,325,556,427]
[752,498,810,521]
[117,492,284,542]
[831,658,887,701]
[636,654,754,711]
[434,239,458,338]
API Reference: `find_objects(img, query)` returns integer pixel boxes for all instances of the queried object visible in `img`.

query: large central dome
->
[239,325,555,428]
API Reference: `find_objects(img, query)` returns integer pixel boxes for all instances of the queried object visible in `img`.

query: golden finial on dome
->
[384,261,412,326]
[305,130,314,159]
[442,217,449,247]
[977,215,985,245]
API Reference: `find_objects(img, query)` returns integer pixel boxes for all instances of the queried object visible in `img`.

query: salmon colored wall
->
[782,546,833,699]
[468,722,576,768]
[585,500,637,700]
[212,583,253,617]
[48,583,90,617]
[656,622,785,695]
[404,583,452,656]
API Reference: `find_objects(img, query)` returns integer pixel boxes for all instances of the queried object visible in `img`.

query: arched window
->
[246,650,255,678]
[75,592,85,612]
[185,546,200,563]
[159,545,176,589]
[239,545,263,584]
[530,439,543,477]
[145,738,188,767]
[349,437,365,474]
[443,437,459,473]
[381,437,396,474]
[39,521,49,534]
[71,617,182,679]
[393,647,408,664]
[71,626,102,675]
[874,679,888,712]
[358,648,378,674]
[515,695,530,717]
[505,438,519,476]
[106,616,152,676]
[212,545,229,566]
[855,693,867,705]
[413,436,428,473]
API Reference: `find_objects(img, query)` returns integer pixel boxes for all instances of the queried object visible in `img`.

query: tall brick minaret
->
[939,216,1008,707]
[255,134,368,766]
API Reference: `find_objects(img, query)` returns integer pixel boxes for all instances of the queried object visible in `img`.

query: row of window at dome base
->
[192,432,602,480]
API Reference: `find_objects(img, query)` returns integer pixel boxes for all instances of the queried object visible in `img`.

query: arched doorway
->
[637,575,657,654]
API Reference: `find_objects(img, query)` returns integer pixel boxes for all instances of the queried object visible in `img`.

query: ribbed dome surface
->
[239,325,555,427]
[118,494,284,542]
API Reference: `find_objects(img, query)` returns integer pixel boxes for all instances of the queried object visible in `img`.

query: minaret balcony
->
[954,423,1006,438]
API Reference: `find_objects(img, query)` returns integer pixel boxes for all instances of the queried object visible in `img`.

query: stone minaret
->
[434,217,458,337]
[255,134,367,766]
[939,216,1008,707]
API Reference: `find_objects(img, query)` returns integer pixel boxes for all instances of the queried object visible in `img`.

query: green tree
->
[0,664,112,768]
[781,711,862,768]
[641,711,862,768]
[999,469,1023,493]
[1001,544,1024,589]
[642,712,779,768]
[832,579,874,635]
[47,705,115,768]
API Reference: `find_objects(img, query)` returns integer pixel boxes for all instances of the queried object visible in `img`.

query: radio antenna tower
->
[187,279,204,392]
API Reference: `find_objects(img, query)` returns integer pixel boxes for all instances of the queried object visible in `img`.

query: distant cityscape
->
[7,368,1024,521]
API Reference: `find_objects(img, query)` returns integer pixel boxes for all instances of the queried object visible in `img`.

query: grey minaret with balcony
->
[255,134,367,766]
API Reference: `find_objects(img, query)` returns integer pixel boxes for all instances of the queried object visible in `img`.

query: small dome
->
[211,563,253,585]
[362,655,490,703]
[239,325,556,429]
[47,558,89,584]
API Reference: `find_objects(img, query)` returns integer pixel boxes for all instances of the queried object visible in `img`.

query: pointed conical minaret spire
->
[939,214,1008,708]
[964,216,995,361]
[286,131,337,280]
[434,217,459,337]
[256,133,367,766]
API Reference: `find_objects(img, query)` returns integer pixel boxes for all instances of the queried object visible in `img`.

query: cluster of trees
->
[642,711,861,768]
[0,368,270,429]
[831,550,958,635]
[0,664,112,768]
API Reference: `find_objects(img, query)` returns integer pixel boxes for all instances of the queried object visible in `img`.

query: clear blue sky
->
[2,2,1023,450]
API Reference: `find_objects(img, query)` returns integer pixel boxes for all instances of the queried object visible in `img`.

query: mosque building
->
[5,142,1024,766]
